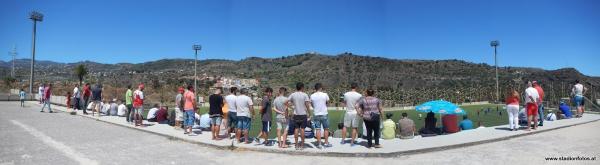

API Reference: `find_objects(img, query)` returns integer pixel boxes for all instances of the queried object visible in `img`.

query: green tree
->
[74,64,88,86]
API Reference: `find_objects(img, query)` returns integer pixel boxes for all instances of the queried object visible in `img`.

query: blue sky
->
[1,0,599,76]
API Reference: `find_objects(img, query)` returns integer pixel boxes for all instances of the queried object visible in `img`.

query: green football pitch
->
[173,104,546,139]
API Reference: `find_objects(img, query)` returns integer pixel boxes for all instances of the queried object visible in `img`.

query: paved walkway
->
[24,101,600,157]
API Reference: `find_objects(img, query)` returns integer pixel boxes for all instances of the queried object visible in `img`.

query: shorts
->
[262,121,271,132]
[312,115,330,129]
[211,116,222,126]
[526,103,538,116]
[344,112,360,128]
[276,114,288,130]
[237,116,251,130]
[184,110,195,126]
[574,96,584,107]
[292,115,307,129]
[175,108,184,121]
[134,106,144,115]
[228,112,238,128]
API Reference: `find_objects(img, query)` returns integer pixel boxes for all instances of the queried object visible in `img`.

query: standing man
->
[525,81,540,131]
[224,87,238,137]
[342,83,362,146]
[235,88,254,144]
[571,80,587,118]
[259,87,274,145]
[532,81,545,126]
[38,84,44,104]
[19,88,26,107]
[40,83,53,113]
[183,85,197,135]
[209,88,225,140]
[273,87,289,148]
[310,83,332,148]
[125,85,134,124]
[133,84,145,127]
[73,84,81,112]
[174,87,185,129]
[287,82,312,150]
[82,83,91,115]
[91,83,103,117]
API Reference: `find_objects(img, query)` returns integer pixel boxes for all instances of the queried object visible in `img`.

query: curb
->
[24,101,600,158]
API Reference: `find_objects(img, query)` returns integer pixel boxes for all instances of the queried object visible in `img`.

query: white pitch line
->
[10,120,99,165]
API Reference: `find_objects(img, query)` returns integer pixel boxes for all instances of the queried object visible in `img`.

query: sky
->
[1,0,599,76]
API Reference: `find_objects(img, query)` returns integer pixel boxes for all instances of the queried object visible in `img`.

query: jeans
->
[364,118,381,147]
[83,96,89,113]
[312,115,330,129]
[41,100,52,112]
[507,104,519,129]
[73,98,80,110]
[237,116,252,130]
[125,104,133,122]
[184,110,195,127]
[228,112,238,129]
[538,104,544,125]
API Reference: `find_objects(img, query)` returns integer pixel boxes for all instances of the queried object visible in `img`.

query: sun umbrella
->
[415,100,465,115]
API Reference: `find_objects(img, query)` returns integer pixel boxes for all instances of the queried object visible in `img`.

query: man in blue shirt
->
[459,115,474,130]
[559,102,573,119]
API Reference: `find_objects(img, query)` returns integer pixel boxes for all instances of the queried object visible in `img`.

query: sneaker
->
[315,144,322,149]
[255,138,261,144]
[538,123,543,127]
[374,144,382,148]
[323,143,333,148]
[49,111,54,113]
[40,110,44,112]
[340,140,346,145]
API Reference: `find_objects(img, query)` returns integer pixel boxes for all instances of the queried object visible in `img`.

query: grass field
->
[154,104,553,139]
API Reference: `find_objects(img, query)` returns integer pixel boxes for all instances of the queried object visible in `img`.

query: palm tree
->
[74,64,88,86]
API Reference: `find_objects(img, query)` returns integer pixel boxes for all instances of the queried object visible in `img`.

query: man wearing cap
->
[533,81,545,126]
[133,83,145,127]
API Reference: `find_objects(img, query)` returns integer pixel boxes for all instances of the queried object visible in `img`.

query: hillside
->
[1,53,598,106]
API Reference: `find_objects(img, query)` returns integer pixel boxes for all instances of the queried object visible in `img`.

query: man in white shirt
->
[117,101,127,117]
[73,84,81,111]
[38,84,44,104]
[310,83,332,148]
[235,88,254,144]
[225,87,238,136]
[342,83,362,146]
[571,80,587,117]
[525,81,540,131]
[147,104,160,122]
[109,99,118,116]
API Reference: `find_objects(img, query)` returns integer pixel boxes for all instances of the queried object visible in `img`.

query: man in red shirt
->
[155,106,169,124]
[533,81,545,126]
[82,83,91,115]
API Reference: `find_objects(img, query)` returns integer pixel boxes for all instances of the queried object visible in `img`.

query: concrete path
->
[19,101,600,157]
[1,101,599,164]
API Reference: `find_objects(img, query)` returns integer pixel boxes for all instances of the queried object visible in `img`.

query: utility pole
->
[490,40,500,103]
[193,44,202,98]
[9,45,17,77]
[28,11,43,94]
